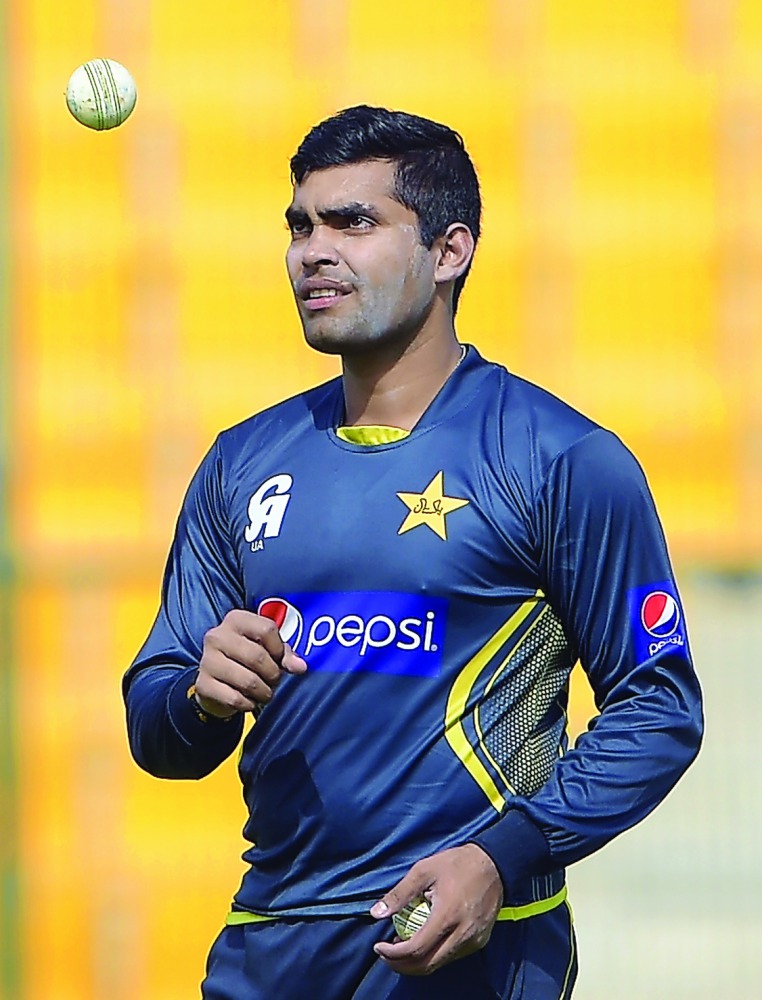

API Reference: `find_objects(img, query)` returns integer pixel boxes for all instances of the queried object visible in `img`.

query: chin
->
[301,324,353,355]
[303,321,406,358]
[306,339,346,356]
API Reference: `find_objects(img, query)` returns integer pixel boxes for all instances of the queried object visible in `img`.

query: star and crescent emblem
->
[396,471,469,540]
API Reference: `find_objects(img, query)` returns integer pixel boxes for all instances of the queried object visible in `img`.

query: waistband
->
[227,876,567,926]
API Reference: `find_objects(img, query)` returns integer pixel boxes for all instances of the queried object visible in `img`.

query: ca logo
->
[245,474,293,549]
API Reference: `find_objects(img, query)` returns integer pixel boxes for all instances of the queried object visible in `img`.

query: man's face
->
[285,160,439,355]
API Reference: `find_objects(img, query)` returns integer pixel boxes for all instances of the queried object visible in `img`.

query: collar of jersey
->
[336,425,411,446]
[328,344,487,451]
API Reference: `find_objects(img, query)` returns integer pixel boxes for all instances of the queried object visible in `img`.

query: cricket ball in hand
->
[65,58,137,130]
[392,897,431,940]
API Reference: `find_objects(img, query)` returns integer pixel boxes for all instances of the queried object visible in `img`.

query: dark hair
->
[290,105,481,313]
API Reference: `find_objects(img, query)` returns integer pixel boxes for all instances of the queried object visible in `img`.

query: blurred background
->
[1,1,760,997]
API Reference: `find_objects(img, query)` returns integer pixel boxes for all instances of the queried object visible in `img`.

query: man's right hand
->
[194,610,308,718]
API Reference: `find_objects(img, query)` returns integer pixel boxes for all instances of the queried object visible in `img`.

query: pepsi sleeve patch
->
[627,581,689,663]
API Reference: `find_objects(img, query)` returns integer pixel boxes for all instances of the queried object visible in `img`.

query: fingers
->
[197,653,278,703]
[196,609,307,716]
[370,862,431,921]
[370,846,503,976]
[224,609,287,665]
[373,916,467,976]
[370,861,456,976]
[281,642,308,675]
[373,902,488,976]
[228,611,308,673]
[193,672,259,717]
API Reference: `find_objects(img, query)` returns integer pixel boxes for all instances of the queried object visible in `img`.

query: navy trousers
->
[201,902,577,999]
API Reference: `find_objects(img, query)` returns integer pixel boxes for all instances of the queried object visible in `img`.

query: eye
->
[286,212,312,240]
[286,218,311,239]
[346,215,374,230]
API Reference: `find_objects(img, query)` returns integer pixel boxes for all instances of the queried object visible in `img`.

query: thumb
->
[281,642,308,675]
[370,865,430,919]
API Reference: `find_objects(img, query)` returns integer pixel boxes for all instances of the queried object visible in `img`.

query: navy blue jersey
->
[124,346,702,917]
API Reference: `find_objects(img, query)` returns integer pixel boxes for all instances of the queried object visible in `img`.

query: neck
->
[340,329,463,431]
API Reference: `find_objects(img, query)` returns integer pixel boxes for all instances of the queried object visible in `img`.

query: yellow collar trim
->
[336,425,411,446]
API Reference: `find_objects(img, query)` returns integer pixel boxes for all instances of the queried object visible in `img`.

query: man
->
[124,105,703,999]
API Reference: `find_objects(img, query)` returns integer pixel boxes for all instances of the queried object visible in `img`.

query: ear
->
[433,223,475,286]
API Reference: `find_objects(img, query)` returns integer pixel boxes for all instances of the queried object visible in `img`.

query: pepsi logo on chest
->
[256,591,447,677]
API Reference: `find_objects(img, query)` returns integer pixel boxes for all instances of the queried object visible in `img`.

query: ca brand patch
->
[246,474,293,550]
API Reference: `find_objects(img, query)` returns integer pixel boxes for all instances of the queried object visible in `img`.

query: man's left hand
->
[370,843,504,976]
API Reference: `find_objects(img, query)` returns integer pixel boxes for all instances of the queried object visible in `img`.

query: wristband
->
[187,683,235,724]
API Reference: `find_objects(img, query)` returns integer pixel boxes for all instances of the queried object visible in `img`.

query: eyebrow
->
[284,201,382,227]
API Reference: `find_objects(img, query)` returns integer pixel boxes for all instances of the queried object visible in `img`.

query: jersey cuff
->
[471,809,553,891]
[167,667,244,744]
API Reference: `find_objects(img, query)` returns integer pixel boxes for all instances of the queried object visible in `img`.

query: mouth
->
[298,280,353,312]
[303,289,347,311]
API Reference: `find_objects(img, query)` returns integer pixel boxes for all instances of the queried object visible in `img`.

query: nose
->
[300,225,340,269]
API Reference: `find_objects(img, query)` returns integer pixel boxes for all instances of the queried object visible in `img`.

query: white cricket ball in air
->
[65,58,137,130]
[392,897,432,940]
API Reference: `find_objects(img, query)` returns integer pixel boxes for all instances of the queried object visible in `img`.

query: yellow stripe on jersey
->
[224,887,568,927]
[336,425,410,445]
[496,885,568,921]
[443,593,543,813]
